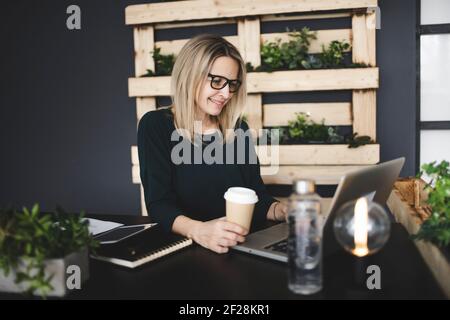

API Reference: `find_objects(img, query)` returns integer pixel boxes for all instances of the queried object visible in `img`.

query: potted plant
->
[0,204,98,298]
[414,161,450,252]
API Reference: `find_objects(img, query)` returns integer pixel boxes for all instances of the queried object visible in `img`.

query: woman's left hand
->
[268,201,288,222]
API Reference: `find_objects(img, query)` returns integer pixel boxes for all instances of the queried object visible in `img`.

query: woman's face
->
[196,56,240,118]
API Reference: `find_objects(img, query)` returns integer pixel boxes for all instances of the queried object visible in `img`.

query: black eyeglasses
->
[207,73,242,93]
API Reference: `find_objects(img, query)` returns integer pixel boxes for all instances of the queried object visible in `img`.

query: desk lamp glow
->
[333,197,391,257]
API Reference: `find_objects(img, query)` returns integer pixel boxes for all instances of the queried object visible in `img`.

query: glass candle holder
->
[333,197,391,257]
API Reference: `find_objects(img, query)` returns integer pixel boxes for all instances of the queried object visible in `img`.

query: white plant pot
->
[0,248,89,297]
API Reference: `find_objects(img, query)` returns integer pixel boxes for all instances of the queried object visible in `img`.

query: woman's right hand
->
[190,217,248,254]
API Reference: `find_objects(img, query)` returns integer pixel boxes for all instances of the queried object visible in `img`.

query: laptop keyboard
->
[265,238,288,254]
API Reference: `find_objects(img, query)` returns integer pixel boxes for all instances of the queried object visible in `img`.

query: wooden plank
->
[155,18,235,30]
[131,146,139,165]
[365,11,376,67]
[129,68,379,97]
[261,165,373,185]
[132,164,140,184]
[243,18,261,66]
[156,36,238,56]
[134,26,155,77]
[136,98,157,122]
[126,0,377,25]
[153,12,351,30]
[129,76,171,97]
[140,185,148,216]
[263,102,352,126]
[352,90,376,139]
[262,29,352,54]
[246,68,379,93]
[256,144,380,165]
[352,12,376,67]
[261,12,351,22]
[245,94,263,134]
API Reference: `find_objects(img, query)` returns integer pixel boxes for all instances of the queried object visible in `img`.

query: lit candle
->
[353,197,369,257]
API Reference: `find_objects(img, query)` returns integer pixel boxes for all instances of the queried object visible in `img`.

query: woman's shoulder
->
[141,107,173,123]
[139,107,175,133]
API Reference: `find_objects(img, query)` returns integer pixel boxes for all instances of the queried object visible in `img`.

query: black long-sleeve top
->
[137,107,276,232]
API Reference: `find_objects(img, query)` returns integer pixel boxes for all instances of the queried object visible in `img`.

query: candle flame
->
[353,197,369,257]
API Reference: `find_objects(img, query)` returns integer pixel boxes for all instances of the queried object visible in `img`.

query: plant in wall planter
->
[0,204,98,298]
[264,113,374,148]
[143,47,175,77]
[246,28,365,73]
[414,161,450,252]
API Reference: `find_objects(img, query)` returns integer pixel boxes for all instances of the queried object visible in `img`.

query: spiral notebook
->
[91,223,192,268]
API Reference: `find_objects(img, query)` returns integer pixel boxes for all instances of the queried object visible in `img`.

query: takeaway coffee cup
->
[224,187,258,230]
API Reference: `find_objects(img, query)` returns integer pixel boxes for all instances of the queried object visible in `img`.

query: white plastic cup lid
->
[224,187,258,204]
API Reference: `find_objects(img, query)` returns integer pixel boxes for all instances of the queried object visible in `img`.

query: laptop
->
[231,158,405,262]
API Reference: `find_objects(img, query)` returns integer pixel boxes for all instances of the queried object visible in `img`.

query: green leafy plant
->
[264,114,375,147]
[0,204,98,297]
[258,27,317,72]
[413,161,450,248]
[287,112,329,142]
[318,40,351,68]
[347,133,374,148]
[144,47,176,77]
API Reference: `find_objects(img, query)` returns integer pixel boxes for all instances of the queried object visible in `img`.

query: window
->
[418,0,450,170]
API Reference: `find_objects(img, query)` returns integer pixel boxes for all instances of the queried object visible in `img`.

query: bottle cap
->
[293,179,315,194]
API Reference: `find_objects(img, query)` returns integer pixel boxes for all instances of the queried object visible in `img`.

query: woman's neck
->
[196,112,218,133]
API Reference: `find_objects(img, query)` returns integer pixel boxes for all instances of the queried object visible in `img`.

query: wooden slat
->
[242,18,261,66]
[153,13,351,30]
[245,94,263,134]
[131,146,139,165]
[263,102,352,126]
[129,68,379,97]
[132,164,140,184]
[365,11,376,67]
[155,29,350,56]
[352,13,376,67]
[351,13,376,140]
[156,36,238,56]
[261,165,373,185]
[133,26,155,77]
[352,90,376,139]
[155,18,235,30]
[246,68,379,93]
[140,185,148,216]
[256,144,380,165]
[262,29,352,54]
[126,0,377,25]
[129,76,171,97]
[136,98,157,122]
[261,12,351,22]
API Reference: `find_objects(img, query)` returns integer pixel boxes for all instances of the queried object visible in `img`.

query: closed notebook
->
[91,224,192,268]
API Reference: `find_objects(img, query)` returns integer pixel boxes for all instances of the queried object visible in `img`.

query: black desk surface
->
[0,214,445,300]
[66,214,444,300]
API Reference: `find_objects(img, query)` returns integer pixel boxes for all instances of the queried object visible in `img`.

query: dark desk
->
[65,215,444,300]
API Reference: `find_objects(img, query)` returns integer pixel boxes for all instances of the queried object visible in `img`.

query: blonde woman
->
[138,34,287,254]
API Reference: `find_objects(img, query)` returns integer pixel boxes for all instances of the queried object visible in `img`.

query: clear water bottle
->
[287,179,323,295]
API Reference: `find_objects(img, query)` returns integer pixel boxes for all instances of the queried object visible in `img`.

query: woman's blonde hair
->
[170,34,247,143]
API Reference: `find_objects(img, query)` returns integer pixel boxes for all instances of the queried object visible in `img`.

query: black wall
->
[0,0,417,215]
